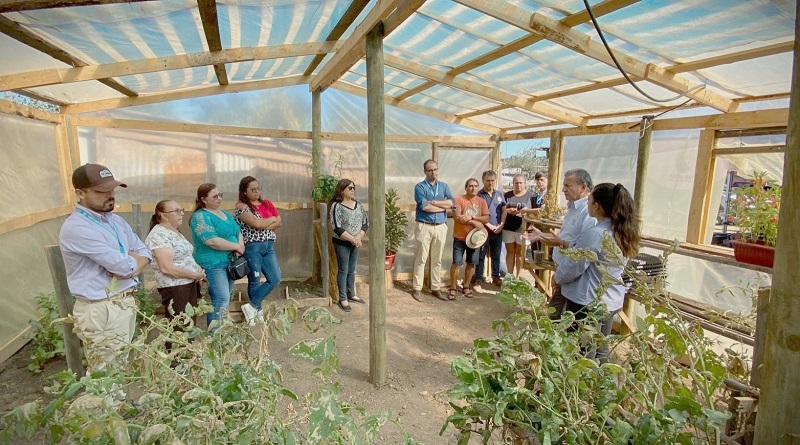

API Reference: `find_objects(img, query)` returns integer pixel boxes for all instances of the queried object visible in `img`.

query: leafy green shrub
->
[3,300,420,444]
[443,239,735,444]
[385,188,409,254]
[28,293,64,373]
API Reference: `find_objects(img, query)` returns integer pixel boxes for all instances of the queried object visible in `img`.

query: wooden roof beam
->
[310,0,423,92]
[333,81,500,134]
[383,54,585,126]
[395,0,640,102]
[0,0,155,13]
[0,42,339,91]
[303,0,370,76]
[0,15,137,97]
[62,75,308,115]
[196,0,228,86]
[456,0,737,113]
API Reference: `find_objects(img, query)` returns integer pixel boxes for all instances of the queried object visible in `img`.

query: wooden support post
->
[491,139,501,174]
[318,202,330,303]
[45,245,84,376]
[206,134,217,184]
[311,89,322,283]
[431,141,438,164]
[750,287,770,388]
[686,129,717,244]
[754,6,800,440]
[132,203,146,284]
[547,130,563,199]
[366,22,387,387]
[64,115,81,168]
[622,116,654,335]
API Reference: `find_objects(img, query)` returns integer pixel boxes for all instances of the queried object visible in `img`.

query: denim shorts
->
[452,238,479,266]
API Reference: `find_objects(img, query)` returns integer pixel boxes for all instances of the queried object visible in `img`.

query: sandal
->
[462,287,474,298]
[448,288,457,301]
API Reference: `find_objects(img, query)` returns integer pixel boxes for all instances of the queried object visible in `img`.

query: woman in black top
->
[329,179,369,312]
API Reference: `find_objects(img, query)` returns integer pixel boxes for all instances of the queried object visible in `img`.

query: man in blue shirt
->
[59,163,152,370]
[475,170,506,286]
[538,168,596,318]
[412,160,454,301]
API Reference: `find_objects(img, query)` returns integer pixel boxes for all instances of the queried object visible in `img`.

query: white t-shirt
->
[145,224,202,288]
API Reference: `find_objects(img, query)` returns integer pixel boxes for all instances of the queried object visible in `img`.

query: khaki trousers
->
[413,222,448,292]
[72,294,137,370]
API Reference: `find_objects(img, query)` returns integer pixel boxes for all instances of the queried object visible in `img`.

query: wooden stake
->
[45,245,84,376]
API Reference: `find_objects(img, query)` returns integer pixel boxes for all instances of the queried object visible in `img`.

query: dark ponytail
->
[591,183,640,257]
[149,200,171,232]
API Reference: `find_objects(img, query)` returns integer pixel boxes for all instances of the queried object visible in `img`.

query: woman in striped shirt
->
[330,179,369,312]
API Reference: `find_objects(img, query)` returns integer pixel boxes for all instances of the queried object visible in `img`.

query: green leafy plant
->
[729,171,781,246]
[2,299,418,444]
[385,188,409,254]
[28,293,64,373]
[443,239,735,444]
[312,154,345,202]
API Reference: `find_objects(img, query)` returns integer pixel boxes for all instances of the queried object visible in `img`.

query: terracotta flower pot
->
[384,251,397,270]
[731,240,775,268]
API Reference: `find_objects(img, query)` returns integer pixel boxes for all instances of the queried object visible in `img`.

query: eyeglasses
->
[346,186,355,190]
[209,193,223,199]
[163,209,185,215]
[425,168,438,173]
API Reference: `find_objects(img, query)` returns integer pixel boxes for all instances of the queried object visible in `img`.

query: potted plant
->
[728,171,781,267]
[311,154,345,203]
[384,188,408,270]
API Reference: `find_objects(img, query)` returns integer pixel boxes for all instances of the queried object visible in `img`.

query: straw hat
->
[466,226,489,249]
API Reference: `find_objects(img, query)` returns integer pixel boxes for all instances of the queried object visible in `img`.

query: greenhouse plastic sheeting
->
[0,114,64,220]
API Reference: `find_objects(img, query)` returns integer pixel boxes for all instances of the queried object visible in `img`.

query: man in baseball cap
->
[72,163,127,192]
[59,163,151,370]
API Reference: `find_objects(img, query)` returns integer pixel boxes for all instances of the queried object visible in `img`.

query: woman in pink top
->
[234,176,282,325]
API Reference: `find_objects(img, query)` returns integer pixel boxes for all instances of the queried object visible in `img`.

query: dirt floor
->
[0,274,532,444]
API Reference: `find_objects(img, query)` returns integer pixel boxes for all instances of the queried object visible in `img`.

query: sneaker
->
[255,309,264,324]
[241,303,258,326]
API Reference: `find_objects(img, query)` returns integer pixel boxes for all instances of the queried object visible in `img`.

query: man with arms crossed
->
[59,164,152,370]
[536,168,596,318]
[475,170,506,286]
[412,159,454,302]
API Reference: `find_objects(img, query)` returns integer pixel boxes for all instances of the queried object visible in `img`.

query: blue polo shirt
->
[414,179,454,224]
[477,188,506,225]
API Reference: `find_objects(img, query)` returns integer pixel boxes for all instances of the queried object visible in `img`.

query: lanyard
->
[427,181,439,199]
[76,207,126,254]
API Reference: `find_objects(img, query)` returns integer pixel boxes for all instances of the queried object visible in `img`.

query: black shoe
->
[412,290,423,302]
[338,300,351,312]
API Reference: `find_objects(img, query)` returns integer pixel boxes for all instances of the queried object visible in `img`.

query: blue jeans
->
[244,240,281,310]
[333,239,358,302]
[476,233,503,280]
[205,262,233,332]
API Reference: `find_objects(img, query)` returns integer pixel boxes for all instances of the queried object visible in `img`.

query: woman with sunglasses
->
[233,176,282,325]
[190,184,244,331]
[145,200,206,344]
[329,179,368,312]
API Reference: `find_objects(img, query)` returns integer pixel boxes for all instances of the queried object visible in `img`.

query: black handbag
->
[227,253,250,280]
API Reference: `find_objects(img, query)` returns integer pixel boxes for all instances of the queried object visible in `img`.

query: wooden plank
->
[501,108,789,141]
[685,129,716,244]
[366,23,387,386]
[712,145,785,156]
[333,81,500,134]
[396,0,639,101]
[0,204,72,236]
[63,75,308,114]
[303,0,370,76]
[0,326,32,366]
[383,54,585,126]
[750,287,770,388]
[435,142,495,149]
[639,236,773,274]
[547,129,563,200]
[196,0,228,85]
[0,15,137,97]
[0,98,61,123]
[310,0,402,92]
[12,88,68,106]
[0,0,154,13]
[1,42,339,91]
[55,122,75,205]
